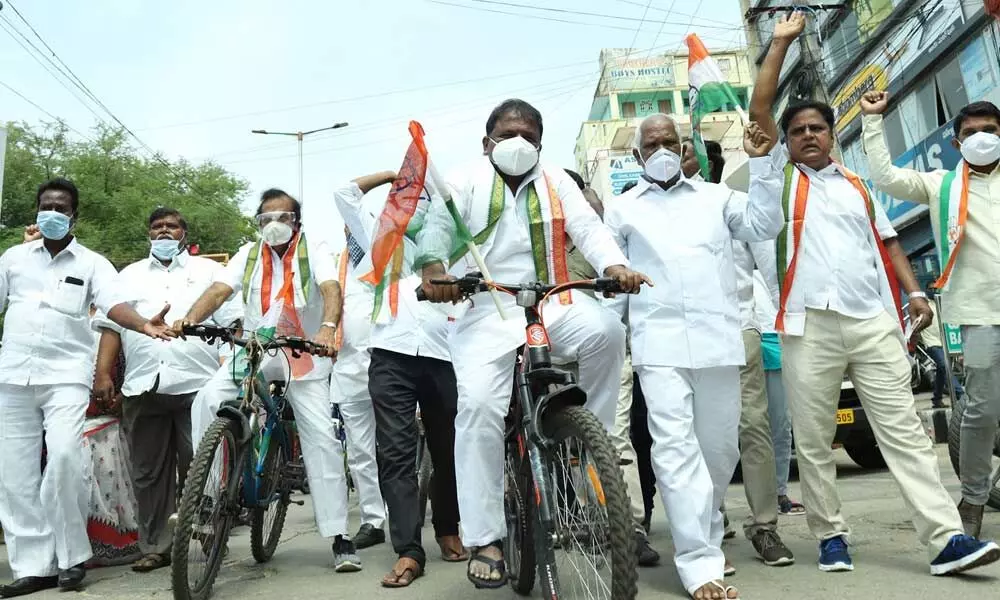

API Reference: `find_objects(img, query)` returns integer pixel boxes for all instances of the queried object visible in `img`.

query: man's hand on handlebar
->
[603,264,653,296]
[171,318,195,340]
[421,262,462,304]
[312,325,338,359]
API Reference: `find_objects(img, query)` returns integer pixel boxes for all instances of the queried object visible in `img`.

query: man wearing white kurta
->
[302,187,387,549]
[418,99,646,588]
[332,173,464,588]
[0,178,175,597]
[605,114,782,600]
[175,189,361,572]
[750,11,999,576]
[91,207,242,572]
[860,92,1000,538]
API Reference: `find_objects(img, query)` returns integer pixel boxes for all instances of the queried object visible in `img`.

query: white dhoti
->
[0,383,93,579]
[453,294,626,547]
[333,345,385,530]
[192,363,349,538]
[633,365,741,594]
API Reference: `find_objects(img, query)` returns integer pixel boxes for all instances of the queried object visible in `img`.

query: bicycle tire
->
[249,433,290,563]
[504,435,537,595]
[947,395,1000,510]
[417,444,433,528]
[171,418,243,600]
[545,405,638,600]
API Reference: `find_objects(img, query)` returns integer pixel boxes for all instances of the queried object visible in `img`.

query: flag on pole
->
[360,121,429,288]
[685,33,746,180]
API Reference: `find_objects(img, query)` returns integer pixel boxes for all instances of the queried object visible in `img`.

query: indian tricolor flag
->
[686,33,746,180]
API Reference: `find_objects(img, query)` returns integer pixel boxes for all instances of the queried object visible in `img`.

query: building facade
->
[574,47,754,203]
[740,0,1000,287]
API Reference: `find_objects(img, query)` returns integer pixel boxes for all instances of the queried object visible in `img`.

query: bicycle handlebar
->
[414,272,628,303]
[181,324,322,354]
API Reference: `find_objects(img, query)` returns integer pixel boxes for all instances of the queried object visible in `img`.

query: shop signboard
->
[607,155,643,196]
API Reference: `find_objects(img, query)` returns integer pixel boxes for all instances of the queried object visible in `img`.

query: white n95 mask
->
[641,148,681,183]
[490,136,539,177]
[960,132,1000,166]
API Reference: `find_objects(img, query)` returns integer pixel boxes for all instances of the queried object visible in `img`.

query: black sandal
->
[467,540,508,589]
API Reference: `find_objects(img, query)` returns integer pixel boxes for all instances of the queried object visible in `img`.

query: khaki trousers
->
[738,329,779,537]
[782,309,963,559]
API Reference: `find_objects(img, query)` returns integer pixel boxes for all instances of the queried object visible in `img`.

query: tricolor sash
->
[932,162,971,292]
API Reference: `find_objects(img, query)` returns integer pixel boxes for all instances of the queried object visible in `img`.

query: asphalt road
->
[2,443,998,600]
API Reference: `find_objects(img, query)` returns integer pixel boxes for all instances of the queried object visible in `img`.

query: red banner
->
[360,121,428,285]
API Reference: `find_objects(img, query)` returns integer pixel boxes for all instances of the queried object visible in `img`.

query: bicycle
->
[331,403,356,494]
[171,324,321,600]
[415,409,434,528]
[418,273,639,600]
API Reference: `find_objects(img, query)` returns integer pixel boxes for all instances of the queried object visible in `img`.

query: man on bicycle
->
[417,98,647,588]
[173,189,362,572]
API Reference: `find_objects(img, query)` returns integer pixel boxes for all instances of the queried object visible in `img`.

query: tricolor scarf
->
[233,233,314,381]
[931,162,971,292]
[451,170,573,305]
[370,204,426,324]
[775,162,904,336]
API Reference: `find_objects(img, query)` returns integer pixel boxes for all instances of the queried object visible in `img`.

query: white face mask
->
[261,221,294,246]
[490,136,539,177]
[960,132,1000,166]
[640,148,681,183]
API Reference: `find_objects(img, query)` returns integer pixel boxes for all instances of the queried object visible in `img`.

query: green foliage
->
[1,120,256,267]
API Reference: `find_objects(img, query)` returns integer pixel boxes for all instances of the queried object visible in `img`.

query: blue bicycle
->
[171,324,320,600]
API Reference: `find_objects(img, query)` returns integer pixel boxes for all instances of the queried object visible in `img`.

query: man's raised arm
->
[749,10,807,142]
[860,91,934,205]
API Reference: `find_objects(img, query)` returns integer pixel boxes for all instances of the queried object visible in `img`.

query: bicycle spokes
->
[549,439,614,600]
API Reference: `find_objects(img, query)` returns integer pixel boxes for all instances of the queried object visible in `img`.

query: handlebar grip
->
[415,284,427,302]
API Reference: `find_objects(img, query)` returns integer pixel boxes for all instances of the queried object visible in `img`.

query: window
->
[622,102,637,118]
[822,11,861,81]
[883,76,943,156]
[658,99,672,115]
[936,53,970,118]
[959,35,1000,103]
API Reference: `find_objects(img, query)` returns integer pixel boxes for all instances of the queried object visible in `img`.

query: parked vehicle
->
[947,395,1000,510]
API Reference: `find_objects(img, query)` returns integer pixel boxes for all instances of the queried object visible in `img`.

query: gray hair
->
[633,113,678,149]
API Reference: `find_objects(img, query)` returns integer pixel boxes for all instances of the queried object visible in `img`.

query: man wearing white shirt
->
[860,91,1000,537]
[418,99,647,588]
[331,172,463,589]
[605,114,782,600]
[91,207,242,574]
[750,11,998,576]
[173,189,361,572]
[0,179,175,598]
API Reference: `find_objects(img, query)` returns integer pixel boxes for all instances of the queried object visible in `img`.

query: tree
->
[1,120,255,267]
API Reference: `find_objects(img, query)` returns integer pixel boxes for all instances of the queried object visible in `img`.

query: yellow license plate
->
[836,409,855,425]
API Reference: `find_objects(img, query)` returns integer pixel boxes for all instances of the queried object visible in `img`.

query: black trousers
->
[629,373,656,523]
[368,348,460,566]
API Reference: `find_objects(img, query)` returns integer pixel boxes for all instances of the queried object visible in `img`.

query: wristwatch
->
[908,291,928,300]
[321,321,338,330]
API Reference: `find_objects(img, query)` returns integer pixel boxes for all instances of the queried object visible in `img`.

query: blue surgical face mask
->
[36,210,72,240]
[150,238,183,261]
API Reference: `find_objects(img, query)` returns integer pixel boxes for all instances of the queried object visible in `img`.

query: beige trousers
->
[782,309,963,559]
[738,329,779,536]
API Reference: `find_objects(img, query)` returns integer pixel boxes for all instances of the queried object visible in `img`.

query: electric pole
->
[251,122,349,202]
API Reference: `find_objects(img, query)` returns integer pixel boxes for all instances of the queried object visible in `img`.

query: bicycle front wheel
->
[544,405,638,600]
[250,430,290,563]
[172,418,243,600]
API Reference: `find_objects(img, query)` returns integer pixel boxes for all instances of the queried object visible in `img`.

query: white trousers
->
[0,383,93,579]
[333,353,386,530]
[192,366,349,538]
[634,365,741,595]
[454,297,626,547]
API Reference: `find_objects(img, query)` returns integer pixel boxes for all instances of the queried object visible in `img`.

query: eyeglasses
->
[255,211,296,227]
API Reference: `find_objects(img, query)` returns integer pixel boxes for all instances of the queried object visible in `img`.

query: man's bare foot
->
[437,535,469,562]
[467,543,507,588]
[692,580,738,600]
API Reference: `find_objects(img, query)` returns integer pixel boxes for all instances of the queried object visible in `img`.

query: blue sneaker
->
[930,534,1000,575]
[818,536,854,572]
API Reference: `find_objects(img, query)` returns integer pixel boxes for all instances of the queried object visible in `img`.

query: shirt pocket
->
[46,276,89,317]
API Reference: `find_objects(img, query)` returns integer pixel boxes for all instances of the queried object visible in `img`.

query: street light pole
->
[251,122,349,201]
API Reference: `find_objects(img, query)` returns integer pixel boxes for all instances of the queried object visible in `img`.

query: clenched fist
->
[743,121,774,158]
[860,91,890,115]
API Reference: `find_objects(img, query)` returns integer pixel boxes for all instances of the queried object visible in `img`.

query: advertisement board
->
[830,0,964,133]
[598,51,675,94]
[607,155,643,196]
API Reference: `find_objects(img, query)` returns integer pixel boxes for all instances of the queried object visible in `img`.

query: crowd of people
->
[1,11,999,600]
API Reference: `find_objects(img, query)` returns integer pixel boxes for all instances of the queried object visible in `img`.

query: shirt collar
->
[148,249,190,271]
[29,236,81,257]
[635,175,697,198]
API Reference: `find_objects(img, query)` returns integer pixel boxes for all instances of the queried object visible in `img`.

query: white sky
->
[0,0,746,234]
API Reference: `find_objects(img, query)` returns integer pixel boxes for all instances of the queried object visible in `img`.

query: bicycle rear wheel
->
[504,433,536,595]
[250,431,291,563]
[172,418,243,600]
[544,406,638,600]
